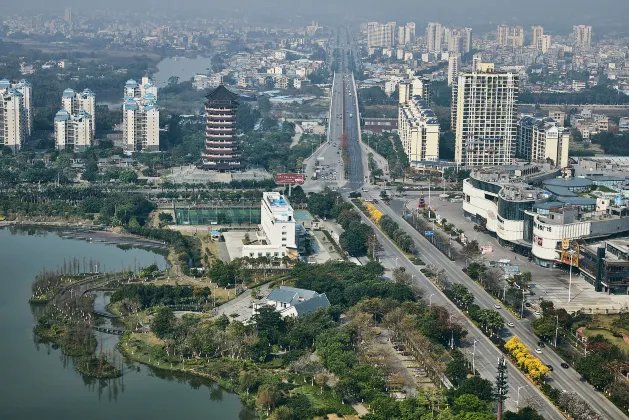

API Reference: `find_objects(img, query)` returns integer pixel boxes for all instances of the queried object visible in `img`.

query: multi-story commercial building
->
[0,85,27,152]
[448,55,459,87]
[242,192,301,259]
[62,88,96,136]
[573,25,592,47]
[531,26,544,47]
[579,240,629,294]
[398,80,439,167]
[122,77,159,152]
[463,166,629,277]
[426,22,443,53]
[397,23,415,45]
[54,109,93,152]
[452,63,519,167]
[497,25,509,46]
[201,84,243,171]
[367,22,397,48]
[517,117,569,168]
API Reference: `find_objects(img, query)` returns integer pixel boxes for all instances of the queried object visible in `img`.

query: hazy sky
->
[16,0,629,33]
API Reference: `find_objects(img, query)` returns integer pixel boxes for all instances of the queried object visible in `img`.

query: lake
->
[154,56,214,87]
[0,227,252,420]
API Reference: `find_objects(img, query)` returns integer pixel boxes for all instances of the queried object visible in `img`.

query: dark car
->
[525,302,532,308]
[547,365,554,371]
[561,362,570,369]
[537,341,545,348]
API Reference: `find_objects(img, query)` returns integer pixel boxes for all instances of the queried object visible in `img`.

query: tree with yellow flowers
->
[365,202,383,224]
[504,336,550,381]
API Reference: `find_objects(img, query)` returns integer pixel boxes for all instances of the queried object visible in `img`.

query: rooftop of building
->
[583,239,629,262]
[206,84,239,104]
[543,178,593,188]
[267,286,320,304]
[499,183,548,202]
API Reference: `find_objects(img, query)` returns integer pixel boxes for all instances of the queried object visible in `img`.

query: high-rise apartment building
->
[202,84,243,171]
[452,63,519,167]
[64,8,72,23]
[397,23,416,45]
[0,78,30,151]
[462,28,473,53]
[573,25,592,47]
[531,26,544,47]
[426,22,443,53]
[398,80,439,166]
[62,88,95,136]
[367,22,397,48]
[538,35,552,54]
[54,110,93,152]
[122,77,159,152]
[497,25,509,46]
[448,55,460,87]
[510,26,525,47]
[517,116,569,168]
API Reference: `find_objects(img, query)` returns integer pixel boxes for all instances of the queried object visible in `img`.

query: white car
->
[534,348,542,354]
[494,304,502,309]
[534,311,541,316]
[507,322,515,327]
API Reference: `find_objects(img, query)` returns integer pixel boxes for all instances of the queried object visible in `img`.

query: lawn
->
[583,314,629,352]
[292,384,357,416]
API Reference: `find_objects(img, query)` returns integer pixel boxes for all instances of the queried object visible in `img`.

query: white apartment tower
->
[367,22,397,48]
[517,116,569,168]
[62,88,96,136]
[497,25,509,46]
[452,63,520,167]
[462,28,473,53]
[426,22,443,53]
[0,79,30,151]
[398,23,416,45]
[573,25,592,47]
[531,26,544,47]
[510,26,525,47]
[398,81,440,166]
[122,78,159,152]
[538,35,552,54]
[54,110,93,152]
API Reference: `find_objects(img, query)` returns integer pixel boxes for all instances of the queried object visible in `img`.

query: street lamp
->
[395,257,399,268]
[567,250,576,303]
[429,293,435,308]
[520,288,525,319]
[515,385,529,410]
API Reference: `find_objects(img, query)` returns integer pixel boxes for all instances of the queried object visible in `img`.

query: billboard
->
[275,173,305,185]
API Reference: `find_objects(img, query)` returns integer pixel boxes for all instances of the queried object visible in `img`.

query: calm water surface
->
[154,56,214,87]
[0,227,252,419]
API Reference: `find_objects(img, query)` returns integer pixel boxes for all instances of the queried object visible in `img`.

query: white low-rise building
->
[253,286,330,318]
[242,192,300,260]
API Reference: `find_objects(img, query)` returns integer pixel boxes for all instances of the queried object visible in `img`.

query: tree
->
[446,350,468,386]
[392,267,412,285]
[251,305,285,344]
[158,213,173,224]
[503,407,545,420]
[453,394,490,415]
[256,384,281,414]
[449,376,495,402]
[494,356,509,420]
[152,306,175,339]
